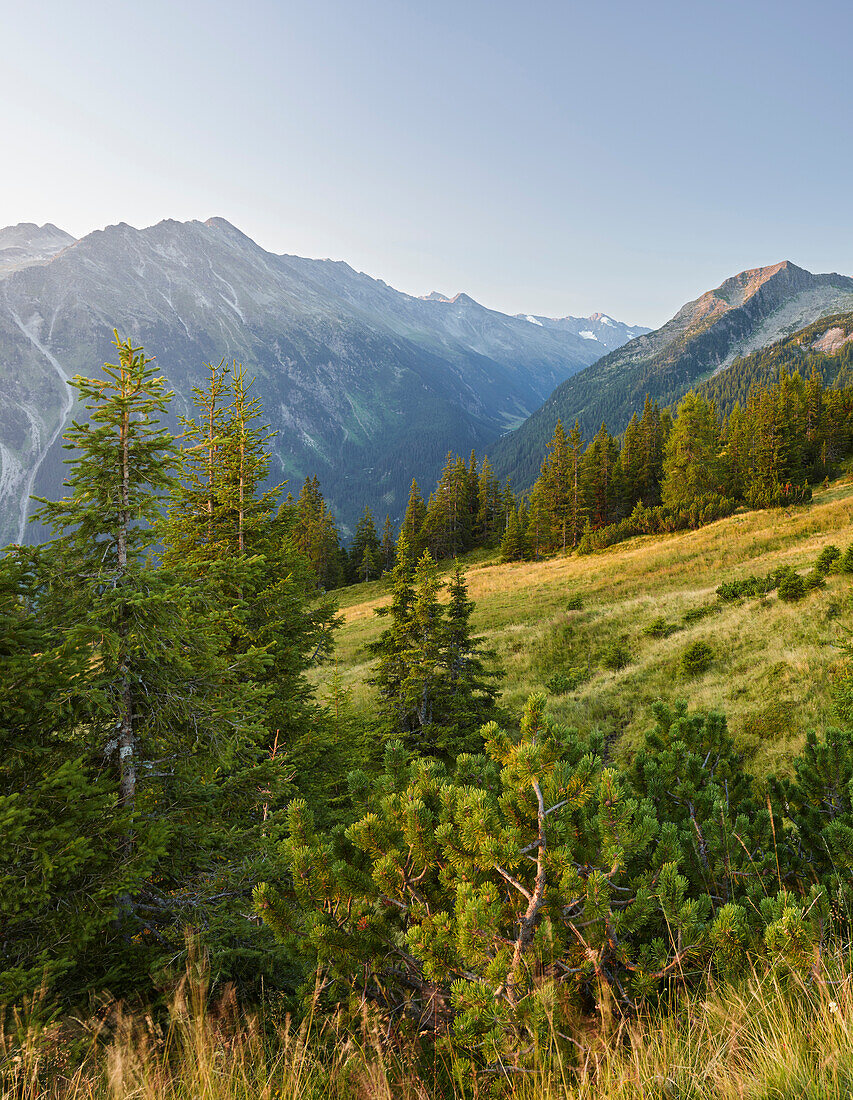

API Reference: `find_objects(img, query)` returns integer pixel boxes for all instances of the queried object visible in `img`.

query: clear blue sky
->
[3,0,852,326]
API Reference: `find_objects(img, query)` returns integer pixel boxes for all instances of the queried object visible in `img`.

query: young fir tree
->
[400,478,427,558]
[369,543,498,760]
[32,334,275,996]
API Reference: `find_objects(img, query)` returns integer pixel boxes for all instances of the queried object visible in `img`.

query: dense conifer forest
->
[7,333,853,1097]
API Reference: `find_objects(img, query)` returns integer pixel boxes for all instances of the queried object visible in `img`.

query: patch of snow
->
[579,330,599,341]
[599,315,616,327]
[5,305,74,542]
[525,314,543,326]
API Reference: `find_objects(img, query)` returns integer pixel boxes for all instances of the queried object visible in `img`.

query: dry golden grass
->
[317,478,853,774]
[8,958,853,1099]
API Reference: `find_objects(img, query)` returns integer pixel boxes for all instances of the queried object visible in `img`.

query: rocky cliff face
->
[491,261,853,488]
[0,218,640,544]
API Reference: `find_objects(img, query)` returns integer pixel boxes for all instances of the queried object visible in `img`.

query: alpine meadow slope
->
[492,260,853,488]
[0,218,646,545]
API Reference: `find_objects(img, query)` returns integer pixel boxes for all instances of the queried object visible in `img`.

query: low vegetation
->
[6,335,853,1096]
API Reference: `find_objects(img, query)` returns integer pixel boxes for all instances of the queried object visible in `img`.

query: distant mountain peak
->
[0,222,76,276]
[421,291,453,302]
[203,216,252,240]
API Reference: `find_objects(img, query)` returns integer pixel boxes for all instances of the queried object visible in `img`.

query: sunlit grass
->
[315,477,853,774]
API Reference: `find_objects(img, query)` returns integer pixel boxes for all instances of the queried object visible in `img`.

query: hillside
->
[0,219,645,544]
[491,261,853,488]
[320,476,853,775]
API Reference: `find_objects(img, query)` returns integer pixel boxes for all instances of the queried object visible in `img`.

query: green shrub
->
[643,616,677,638]
[545,667,589,694]
[717,575,768,601]
[840,546,853,573]
[805,569,826,591]
[565,593,583,611]
[681,640,713,676]
[778,570,807,602]
[683,603,717,626]
[815,545,842,576]
[601,640,631,671]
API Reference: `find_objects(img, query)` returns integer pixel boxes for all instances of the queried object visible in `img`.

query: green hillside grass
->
[318,475,853,775]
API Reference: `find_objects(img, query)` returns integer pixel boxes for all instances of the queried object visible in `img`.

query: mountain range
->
[490,261,853,487]
[0,218,647,544]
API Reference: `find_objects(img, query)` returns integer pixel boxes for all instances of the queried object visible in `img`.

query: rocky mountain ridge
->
[0,217,641,544]
[0,223,76,276]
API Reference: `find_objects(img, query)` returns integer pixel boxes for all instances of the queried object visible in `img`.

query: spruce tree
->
[500,504,528,562]
[582,423,621,527]
[164,364,339,792]
[567,419,587,545]
[423,453,473,559]
[661,392,726,509]
[380,513,396,572]
[537,419,572,551]
[294,475,344,588]
[475,455,504,544]
[369,533,418,732]
[348,505,381,583]
[0,545,153,1002]
[370,543,498,759]
[442,563,500,749]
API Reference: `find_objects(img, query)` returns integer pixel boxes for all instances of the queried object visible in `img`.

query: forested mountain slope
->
[492,261,853,488]
[0,218,644,544]
[698,309,853,415]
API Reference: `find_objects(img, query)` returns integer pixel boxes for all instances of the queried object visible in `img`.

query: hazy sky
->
[3,0,852,326]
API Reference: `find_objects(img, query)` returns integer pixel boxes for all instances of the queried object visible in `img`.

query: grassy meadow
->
[318,475,853,776]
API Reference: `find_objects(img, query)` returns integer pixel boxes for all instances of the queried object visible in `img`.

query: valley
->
[0,219,645,542]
